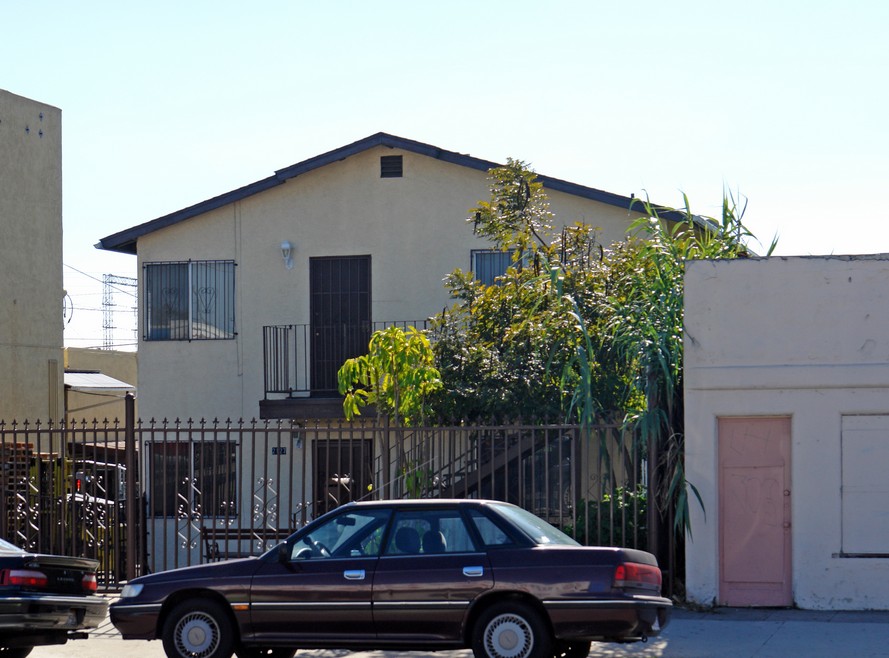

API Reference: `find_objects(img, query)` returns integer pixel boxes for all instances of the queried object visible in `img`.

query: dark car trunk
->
[4,553,98,596]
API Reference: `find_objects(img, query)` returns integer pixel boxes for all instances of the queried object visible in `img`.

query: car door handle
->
[463,566,484,578]
[344,570,366,580]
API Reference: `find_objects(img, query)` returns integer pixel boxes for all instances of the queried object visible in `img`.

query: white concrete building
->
[684,255,889,610]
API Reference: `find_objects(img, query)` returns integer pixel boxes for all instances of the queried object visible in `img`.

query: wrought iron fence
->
[0,417,136,590]
[0,407,649,590]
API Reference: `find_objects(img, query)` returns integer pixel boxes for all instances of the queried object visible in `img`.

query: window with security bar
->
[144,260,236,340]
[148,441,238,518]
[471,249,518,286]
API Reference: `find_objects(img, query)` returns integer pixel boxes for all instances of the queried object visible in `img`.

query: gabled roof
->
[95,132,644,255]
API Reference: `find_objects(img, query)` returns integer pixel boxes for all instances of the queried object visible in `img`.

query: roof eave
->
[96,174,282,254]
[95,132,659,255]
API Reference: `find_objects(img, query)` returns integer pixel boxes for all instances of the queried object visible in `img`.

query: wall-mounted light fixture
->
[281,240,294,270]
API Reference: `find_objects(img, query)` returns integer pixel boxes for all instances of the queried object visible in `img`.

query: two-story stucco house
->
[97,133,665,567]
[97,133,654,423]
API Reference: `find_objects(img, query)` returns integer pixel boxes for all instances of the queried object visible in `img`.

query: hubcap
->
[175,612,219,657]
[485,613,533,658]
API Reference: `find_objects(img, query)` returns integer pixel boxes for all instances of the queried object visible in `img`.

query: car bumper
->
[544,595,672,642]
[109,601,163,639]
[0,594,109,647]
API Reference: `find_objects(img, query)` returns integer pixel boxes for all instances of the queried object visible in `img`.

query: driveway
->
[30,606,889,658]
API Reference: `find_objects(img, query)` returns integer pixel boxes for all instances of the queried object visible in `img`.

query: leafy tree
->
[337,325,441,425]
[431,160,776,579]
[338,326,442,497]
[430,160,629,422]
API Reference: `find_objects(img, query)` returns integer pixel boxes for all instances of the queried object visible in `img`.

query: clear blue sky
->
[3,1,887,348]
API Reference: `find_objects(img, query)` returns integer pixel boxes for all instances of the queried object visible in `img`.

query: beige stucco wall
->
[135,145,646,421]
[64,347,138,422]
[0,90,63,421]
[684,255,889,610]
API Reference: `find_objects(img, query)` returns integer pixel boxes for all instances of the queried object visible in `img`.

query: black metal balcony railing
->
[263,320,430,398]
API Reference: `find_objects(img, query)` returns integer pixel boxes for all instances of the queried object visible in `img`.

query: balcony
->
[260,320,430,419]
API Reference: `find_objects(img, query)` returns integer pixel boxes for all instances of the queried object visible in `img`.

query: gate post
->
[124,393,137,582]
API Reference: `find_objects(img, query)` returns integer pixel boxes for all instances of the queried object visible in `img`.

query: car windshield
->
[490,503,580,546]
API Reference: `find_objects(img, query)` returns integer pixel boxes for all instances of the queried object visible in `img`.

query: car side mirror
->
[278,544,295,570]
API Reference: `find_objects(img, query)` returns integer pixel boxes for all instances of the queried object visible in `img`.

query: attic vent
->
[380,155,403,178]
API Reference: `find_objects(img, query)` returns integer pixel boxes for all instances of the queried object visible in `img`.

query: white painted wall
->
[685,255,889,610]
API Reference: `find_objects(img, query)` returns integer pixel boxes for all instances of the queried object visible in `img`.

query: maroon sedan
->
[111,499,670,658]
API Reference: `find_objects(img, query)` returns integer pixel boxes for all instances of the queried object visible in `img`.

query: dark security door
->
[310,256,371,395]
[314,439,374,516]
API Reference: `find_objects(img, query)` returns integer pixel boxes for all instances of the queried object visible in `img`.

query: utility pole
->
[102,274,137,350]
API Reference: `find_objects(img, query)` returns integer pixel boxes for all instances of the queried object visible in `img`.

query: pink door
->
[718,416,792,606]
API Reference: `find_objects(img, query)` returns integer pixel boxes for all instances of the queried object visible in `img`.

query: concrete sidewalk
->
[31,606,889,658]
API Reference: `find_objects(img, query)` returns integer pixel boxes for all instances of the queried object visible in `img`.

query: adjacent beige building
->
[64,347,137,422]
[98,133,653,422]
[0,90,64,421]
[685,255,889,610]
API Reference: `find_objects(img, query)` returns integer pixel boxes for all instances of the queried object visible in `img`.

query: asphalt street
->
[30,606,889,658]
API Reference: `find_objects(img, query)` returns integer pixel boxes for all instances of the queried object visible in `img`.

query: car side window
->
[468,509,515,547]
[384,509,476,555]
[291,508,390,560]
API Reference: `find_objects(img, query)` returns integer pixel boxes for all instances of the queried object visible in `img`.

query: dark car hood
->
[132,556,261,584]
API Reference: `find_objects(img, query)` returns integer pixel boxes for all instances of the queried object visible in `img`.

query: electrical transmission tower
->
[102,274,138,350]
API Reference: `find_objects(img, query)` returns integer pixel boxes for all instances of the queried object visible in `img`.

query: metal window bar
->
[144,260,236,341]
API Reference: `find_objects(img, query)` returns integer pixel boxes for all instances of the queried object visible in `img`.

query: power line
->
[64,263,137,299]
[102,274,138,350]
[62,265,139,350]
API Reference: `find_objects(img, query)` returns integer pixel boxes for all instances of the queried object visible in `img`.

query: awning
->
[64,371,136,395]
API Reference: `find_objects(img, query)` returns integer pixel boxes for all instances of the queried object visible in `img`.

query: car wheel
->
[235,648,297,658]
[0,648,33,658]
[163,599,235,658]
[553,640,591,658]
[472,601,553,658]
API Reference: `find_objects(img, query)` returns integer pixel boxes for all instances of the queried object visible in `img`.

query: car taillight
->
[614,562,662,590]
[1,569,49,588]
[82,573,98,592]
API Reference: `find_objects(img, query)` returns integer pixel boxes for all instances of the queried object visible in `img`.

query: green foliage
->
[411,159,775,542]
[337,326,442,426]
[402,461,434,499]
[431,164,630,422]
[563,486,648,549]
[470,158,554,255]
[603,193,774,541]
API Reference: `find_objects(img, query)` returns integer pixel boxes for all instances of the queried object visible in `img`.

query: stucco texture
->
[684,255,889,610]
[135,145,645,421]
[0,90,63,421]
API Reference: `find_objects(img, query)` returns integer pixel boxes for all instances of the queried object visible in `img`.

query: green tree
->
[338,325,441,425]
[431,160,629,422]
[338,326,442,497]
[433,160,777,579]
